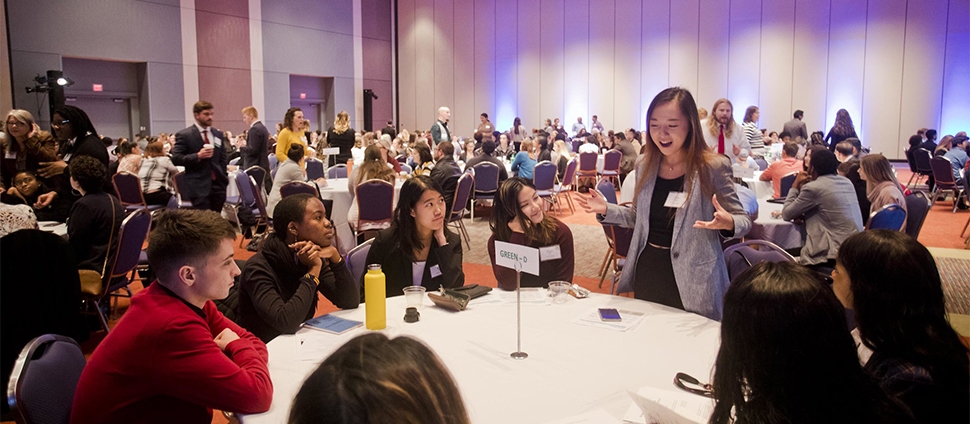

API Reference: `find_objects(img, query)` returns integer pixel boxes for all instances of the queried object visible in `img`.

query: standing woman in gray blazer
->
[578,87,751,321]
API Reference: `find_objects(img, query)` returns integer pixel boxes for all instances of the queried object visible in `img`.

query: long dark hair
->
[289,333,470,424]
[832,108,855,136]
[392,176,448,261]
[712,262,912,424]
[490,178,558,245]
[838,231,969,399]
[513,117,521,135]
[283,107,302,132]
[52,105,98,142]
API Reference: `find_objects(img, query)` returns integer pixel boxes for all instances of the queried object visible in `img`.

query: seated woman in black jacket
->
[67,155,125,271]
[364,175,464,296]
[2,170,71,222]
[833,230,969,423]
[487,178,573,290]
[237,193,359,342]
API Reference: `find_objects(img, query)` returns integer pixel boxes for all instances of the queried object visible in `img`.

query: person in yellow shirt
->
[276,107,308,163]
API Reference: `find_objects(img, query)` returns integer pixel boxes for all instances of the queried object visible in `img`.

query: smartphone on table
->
[598,308,621,322]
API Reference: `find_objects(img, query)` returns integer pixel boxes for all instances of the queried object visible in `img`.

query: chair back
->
[328,164,348,179]
[400,163,413,175]
[472,162,500,194]
[345,238,374,289]
[450,172,475,221]
[229,157,240,166]
[244,166,268,197]
[904,191,931,238]
[172,172,193,208]
[280,181,318,199]
[723,240,796,282]
[579,152,598,173]
[602,150,621,171]
[779,172,798,197]
[754,158,768,171]
[356,179,395,231]
[866,204,907,231]
[108,209,152,281]
[268,153,279,171]
[533,161,557,191]
[930,156,957,187]
[112,172,147,208]
[235,171,258,209]
[905,149,918,173]
[611,225,634,258]
[913,148,933,174]
[7,334,86,424]
[596,179,618,204]
[305,158,325,180]
[561,158,578,187]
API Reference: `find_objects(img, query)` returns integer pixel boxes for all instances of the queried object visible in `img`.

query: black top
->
[824,128,858,151]
[465,154,509,184]
[237,236,359,343]
[68,192,125,271]
[363,226,464,298]
[866,352,970,423]
[240,121,271,172]
[537,148,552,163]
[647,175,684,247]
[327,127,355,164]
[430,156,462,209]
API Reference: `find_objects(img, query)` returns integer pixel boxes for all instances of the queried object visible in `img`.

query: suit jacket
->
[240,121,270,172]
[171,125,229,199]
[782,174,863,265]
[600,156,751,321]
[782,119,809,141]
[430,156,461,209]
[363,226,464,298]
[430,120,451,146]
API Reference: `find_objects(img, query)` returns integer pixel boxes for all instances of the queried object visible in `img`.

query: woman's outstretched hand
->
[693,194,735,231]
[576,188,608,215]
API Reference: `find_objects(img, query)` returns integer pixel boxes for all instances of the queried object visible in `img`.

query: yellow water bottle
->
[364,264,386,330]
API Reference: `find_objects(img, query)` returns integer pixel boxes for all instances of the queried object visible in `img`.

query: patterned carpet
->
[938,257,970,315]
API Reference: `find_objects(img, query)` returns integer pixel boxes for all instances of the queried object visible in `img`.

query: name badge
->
[212,137,222,148]
[539,245,561,261]
[4,150,16,159]
[430,264,442,279]
[664,191,687,208]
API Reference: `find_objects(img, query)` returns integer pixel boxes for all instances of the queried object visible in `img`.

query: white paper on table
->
[622,387,713,424]
[540,408,621,424]
[495,288,548,305]
[572,308,646,332]
[295,333,345,362]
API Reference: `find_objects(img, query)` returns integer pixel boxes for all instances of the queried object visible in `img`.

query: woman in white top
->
[138,141,178,206]
[742,106,766,158]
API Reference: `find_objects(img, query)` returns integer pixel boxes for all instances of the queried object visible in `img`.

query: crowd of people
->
[0,85,966,424]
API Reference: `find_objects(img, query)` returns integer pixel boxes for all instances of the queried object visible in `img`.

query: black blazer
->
[363,226,464,298]
[171,125,229,199]
[327,127,355,164]
[240,121,270,172]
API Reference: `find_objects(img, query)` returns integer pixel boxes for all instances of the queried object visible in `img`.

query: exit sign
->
[300,93,306,99]
[92,84,103,92]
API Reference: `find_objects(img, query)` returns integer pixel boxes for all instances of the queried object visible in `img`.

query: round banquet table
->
[740,171,773,200]
[239,292,720,424]
[747,198,804,250]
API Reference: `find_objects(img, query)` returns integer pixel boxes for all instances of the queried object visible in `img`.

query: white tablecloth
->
[747,199,804,250]
[741,171,773,200]
[240,292,720,424]
[37,221,67,236]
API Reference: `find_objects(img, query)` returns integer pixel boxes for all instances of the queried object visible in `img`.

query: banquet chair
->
[305,158,325,181]
[354,179,395,240]
[779,172,798,198]
[345,238,374,290]
[599,225,634,294]
[754,157,768,171]
[533,161,560,216]
[930,156,964,213]
[910,148,934,189]
[600,150,622,187]
[723,240,796,283]
[596,179,618,205]
[904,191,932,239]
[595,179,619,280]
[328,164,348,179]
[400,163,413,175]
[170,172,194,209]
[471,162,500,220]
[268,153,279,171]
[229,157,240,167]
[280,181,318,199]
[577,152,598,188]
[448,172,475,250]
[245,166,269,200]
[112,172,163,213]
[235,172,270,247]
[866,204,907,231]
[554,158,578,214]
[6,334,86,424]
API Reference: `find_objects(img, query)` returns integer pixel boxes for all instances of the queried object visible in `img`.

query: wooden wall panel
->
[861,0,906,155]
[587,0,614,132]
[452,0,476,137]
[539,0,565,131]
[516,0,541,131]
[668,0,699,94]
[413,0,436,131]
[473,0,496,134]
[640,0,670,128]
[824,0,867,134]
[494,0,518,134]
[727,0,763,119]
[613,0,642,131]
[758,0,795,133]
[397,0,416,131]
[897,0,947,150]
[696,0,730,111]
[562,0,589,126]
[432,0,455,132]
[940,0,969,136]
[790,0,830,135]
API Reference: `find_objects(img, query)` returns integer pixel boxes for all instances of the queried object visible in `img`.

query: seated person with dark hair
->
[835,141,856,163]
[71,209,273,423]
[760,141,804,198]
[1,170,71,222]
[66,155,125,271]
[465,140,509,184]
[781,149,863,269]
[237,194,359,343]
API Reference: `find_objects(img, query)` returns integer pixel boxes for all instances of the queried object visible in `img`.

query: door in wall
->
[68,96,132,141]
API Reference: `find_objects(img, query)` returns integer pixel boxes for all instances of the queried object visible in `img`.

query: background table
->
[319,177,403,254]
[240,292,720,424]
[741,171,773,200]
[747,199,804,250]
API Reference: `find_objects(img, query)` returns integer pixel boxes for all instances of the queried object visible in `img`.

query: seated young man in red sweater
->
[71,209,273,424]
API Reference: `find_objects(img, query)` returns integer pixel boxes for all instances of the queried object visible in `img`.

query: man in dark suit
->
[172,101,229,212]
[240,106,271,190]
[430,141,461,210]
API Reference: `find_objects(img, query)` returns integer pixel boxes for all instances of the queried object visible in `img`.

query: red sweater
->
[71,283,273,424]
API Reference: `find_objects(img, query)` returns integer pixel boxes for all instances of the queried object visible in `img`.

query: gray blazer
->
[600,156,751,321]
[781,174,862,265]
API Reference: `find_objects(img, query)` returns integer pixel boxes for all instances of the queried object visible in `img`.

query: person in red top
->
[487,178,574,290]
[71,209,273,424]
[760,141,804,198]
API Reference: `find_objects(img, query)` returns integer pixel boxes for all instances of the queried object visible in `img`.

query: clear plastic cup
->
[547,281,571,304]
[403,286,426,309]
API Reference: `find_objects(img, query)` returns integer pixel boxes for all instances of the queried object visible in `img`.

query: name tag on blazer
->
[212,137,222,148]
[664,192,688,208]
[539,245,561,261]
[430,264,442,279]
